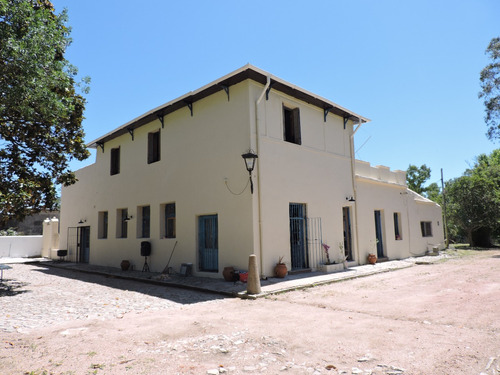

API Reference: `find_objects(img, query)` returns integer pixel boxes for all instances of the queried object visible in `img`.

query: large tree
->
[446,174,500,247]
[406,164,431,195]
[0,0,89,225]
[479,37,500,140]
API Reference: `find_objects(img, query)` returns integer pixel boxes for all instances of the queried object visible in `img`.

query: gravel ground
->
[0,250,499,375]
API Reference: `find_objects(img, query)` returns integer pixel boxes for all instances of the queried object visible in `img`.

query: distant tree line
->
[407,150,500,247]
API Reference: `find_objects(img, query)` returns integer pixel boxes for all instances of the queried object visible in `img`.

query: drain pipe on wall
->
[350,119,363,264]
[254,76,271,277]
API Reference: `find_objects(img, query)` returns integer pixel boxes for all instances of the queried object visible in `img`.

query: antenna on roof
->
[355,135,371,155]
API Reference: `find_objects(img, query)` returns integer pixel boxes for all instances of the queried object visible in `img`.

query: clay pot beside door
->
[367,254,377,265]
[274,263,288,278]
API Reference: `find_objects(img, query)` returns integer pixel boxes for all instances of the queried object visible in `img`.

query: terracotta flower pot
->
[223,266,235,282]
[367,254,377,265]
[120,260,130,271]
[274,263,288,278]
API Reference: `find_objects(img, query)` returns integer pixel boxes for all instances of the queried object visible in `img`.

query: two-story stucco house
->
[60,64,444,278]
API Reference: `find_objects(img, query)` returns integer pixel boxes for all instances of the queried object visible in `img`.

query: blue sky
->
[53,0,500,185]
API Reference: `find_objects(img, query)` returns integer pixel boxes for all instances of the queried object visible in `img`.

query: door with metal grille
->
[67,226,90,263]
[289,203,308,270]
[198,215,218,272]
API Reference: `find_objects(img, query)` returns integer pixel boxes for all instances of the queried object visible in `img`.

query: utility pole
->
[441,168,449,248]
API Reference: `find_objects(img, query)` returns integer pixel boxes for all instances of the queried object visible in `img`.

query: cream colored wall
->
[355,161,445,263]
[61,81,256,276]
[355,177,410,261]
[61,77,445,278]
[250,82,356,275]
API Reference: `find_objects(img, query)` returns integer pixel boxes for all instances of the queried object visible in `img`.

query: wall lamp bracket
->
[241,150,258,194]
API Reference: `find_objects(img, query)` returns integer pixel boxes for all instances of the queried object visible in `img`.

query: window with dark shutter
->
[148,130,161,164]
[283,106,301,145]
[394,212,402,240]
[141,206,150,238]
[110,147,120,175]
[420,221,432,237]
[165,203,176,238]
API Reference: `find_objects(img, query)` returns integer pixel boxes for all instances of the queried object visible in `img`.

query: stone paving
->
[0,253,450,334]
[0,262,224,333]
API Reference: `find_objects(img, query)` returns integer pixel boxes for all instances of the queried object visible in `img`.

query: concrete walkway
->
[1,253,451,299]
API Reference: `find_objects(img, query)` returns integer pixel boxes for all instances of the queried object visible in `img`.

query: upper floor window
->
[110,147,120,175]
[420,221,432,237]
[283,106,301,145]
[148,130,161,164]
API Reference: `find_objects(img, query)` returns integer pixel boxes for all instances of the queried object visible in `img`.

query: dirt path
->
[1,250,499,375]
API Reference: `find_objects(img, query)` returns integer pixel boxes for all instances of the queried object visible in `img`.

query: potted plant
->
[367,239,379,264]
[120,259,131,271]
[319,243,344,273]
[274,256,288,278]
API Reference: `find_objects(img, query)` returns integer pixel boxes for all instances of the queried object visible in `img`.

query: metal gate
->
[198,215,218,272]
[307,217,323,270]
[289,203,308,270]
[67,227,78,262]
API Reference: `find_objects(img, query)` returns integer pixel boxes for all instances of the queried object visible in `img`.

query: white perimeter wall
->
[0,236,42,258]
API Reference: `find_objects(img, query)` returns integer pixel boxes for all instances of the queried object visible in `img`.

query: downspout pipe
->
[350,119,363,264]
[254,76,271,277]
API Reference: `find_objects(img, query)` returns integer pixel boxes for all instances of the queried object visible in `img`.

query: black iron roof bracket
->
[127,127,134,141]
[219,84,230,101]
[324,106,334,122]
[343,116,349,129]
[96,141,104,153]
[157,114,164,129]
[185,101,193,116]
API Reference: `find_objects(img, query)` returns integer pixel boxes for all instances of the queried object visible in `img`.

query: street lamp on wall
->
[241,150,258,194]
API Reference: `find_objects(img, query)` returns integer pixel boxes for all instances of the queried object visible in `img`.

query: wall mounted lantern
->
[241,150,258,194]
[78,219,87,224]
[346,196,355,202]
[124,215,133,222]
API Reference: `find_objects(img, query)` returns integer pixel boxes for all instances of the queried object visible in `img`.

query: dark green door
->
[199,215,218,272]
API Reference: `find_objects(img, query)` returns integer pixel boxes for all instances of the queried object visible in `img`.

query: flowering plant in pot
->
[274,256,288,278]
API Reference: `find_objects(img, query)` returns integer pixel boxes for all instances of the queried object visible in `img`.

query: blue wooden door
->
[199,215,218,272]
[289,203,308,270]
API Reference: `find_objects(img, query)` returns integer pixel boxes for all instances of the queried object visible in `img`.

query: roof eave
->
[87,64,370,148]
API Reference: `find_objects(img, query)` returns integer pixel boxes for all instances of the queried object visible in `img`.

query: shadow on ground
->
[0,279,30,297]
[9,263,228,305]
